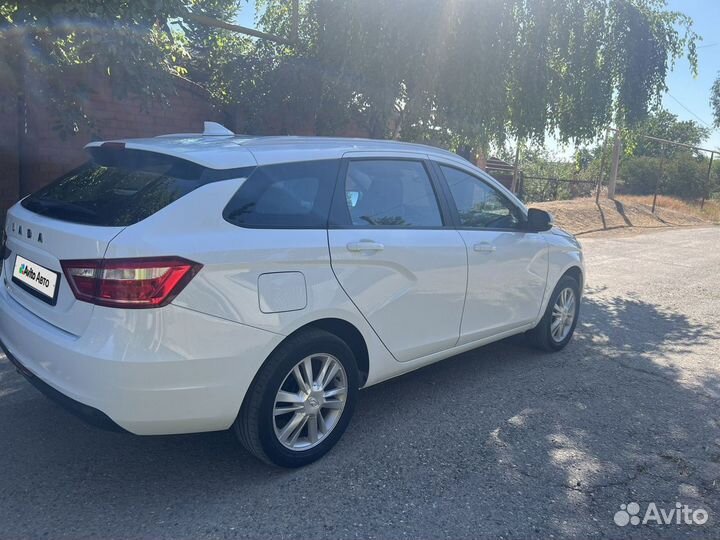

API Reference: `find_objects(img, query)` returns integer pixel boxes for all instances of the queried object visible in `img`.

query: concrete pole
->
[652,144,665,214]
[701,151,714,210]
[596,129,610,204]
[607,131,621,199]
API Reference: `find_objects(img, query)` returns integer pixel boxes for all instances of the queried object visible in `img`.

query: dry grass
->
[534,195,717,236]
[617,195,720,224]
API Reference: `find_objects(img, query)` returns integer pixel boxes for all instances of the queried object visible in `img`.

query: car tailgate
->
[3,203,124,336]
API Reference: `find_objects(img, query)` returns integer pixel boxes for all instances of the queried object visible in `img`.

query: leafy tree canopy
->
[0,1,203,134]
[628,109,710,157]
[0,0,700,150]
[712,73,720,128]
[240,0,698,151]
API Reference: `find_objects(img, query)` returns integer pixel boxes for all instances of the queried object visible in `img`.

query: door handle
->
[473,242,496,253]
[347,241,385,252]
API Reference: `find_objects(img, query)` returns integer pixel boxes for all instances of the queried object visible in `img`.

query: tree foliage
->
[619,109,715,199]
[621,153,715,198]
[0,0,700,149]
[712,73,720,128]
[0,1,196,135]
[629,109,709,156]
[519,109,715,201]
[233,0,698,151]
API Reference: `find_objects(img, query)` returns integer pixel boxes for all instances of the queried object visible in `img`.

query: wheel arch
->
[536,260,585,327]
[263,317,370,389]
[303,318,370,387]
[562,265,584,292]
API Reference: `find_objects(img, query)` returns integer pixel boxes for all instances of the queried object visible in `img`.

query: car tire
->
[527,274,580,352]
[234,328,359,467]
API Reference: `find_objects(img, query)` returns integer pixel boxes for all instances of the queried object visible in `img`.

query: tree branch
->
[184,12,296,46]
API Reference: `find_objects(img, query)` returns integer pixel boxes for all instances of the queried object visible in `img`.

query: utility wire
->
[666,93,714,129]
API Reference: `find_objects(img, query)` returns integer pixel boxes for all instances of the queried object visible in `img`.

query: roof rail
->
[155,133,199,138]
[203,121,234,136]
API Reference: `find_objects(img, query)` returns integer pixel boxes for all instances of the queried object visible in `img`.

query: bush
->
[619,152,712,198]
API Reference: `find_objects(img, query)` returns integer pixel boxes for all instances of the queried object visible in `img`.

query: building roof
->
[485,156,514,172]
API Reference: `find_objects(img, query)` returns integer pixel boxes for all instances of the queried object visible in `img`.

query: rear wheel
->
[528,274,580,351]
[234,329,358,467]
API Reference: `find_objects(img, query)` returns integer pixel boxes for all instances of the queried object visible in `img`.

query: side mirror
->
[525,208,553,232]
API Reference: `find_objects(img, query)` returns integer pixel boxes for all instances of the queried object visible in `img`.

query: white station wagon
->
[1,122,583,467]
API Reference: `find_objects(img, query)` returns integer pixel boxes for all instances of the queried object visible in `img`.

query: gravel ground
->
[1,226,719,539]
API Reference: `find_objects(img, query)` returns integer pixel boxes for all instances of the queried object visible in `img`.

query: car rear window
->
[223,160,340,228]
[21,147,254,226]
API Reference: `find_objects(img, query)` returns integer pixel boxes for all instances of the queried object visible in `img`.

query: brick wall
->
[1,69,223,219]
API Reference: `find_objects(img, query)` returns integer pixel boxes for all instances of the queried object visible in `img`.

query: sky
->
[663,0,720,150]
[236,0,720,151]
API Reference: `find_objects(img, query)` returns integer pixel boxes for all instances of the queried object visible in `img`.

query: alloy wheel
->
[550,287,576,343]
[272,354,348,451]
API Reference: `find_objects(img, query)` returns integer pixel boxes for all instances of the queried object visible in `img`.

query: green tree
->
[711,73,720,128]
[630,109,709,157]
[621,153,710,197]
[1,0,701,149]
[0,1,227,134]
[242,0,698,152]
[618,109,712,198]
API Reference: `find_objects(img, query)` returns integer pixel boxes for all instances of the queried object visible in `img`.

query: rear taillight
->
[61,257,202,308]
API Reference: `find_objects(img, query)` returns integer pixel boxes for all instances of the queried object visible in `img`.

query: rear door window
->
[342,160,443,227]
[223,160,340,228]
[22,147,254,226]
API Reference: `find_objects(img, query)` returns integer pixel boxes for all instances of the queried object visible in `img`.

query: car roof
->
[85,132,469,170]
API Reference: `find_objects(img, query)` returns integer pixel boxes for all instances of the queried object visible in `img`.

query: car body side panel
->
[328,228,468,362]
[104,179,398,388]
[455,230,549,344]
[362,228,583,386]
[363,320,538,387]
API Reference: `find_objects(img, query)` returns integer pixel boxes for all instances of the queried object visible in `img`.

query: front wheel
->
[527,274,580,351]
[234,329,359,467]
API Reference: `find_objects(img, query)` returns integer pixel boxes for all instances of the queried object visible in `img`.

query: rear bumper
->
[0,284,282,435]
[1,339,126,432]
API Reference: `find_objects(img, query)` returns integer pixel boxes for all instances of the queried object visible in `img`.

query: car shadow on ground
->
[1,291,719,538]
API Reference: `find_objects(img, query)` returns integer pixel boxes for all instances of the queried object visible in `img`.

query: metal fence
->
[496,130,719,211]
[611,134,718,212]
[518,175,597,203]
